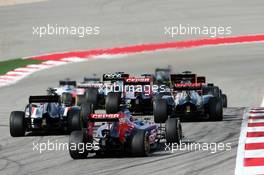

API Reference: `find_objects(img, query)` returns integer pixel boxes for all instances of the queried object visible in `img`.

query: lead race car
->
[9,95,84,137]
[68,107,183,159]
[104,72,165,115]
[154,66,172,87]
[153,72,225,122]
[105,75,155,115]
[75,77,105,108]
[53,79,78,106]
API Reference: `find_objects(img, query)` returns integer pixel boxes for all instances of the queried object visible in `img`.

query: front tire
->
[69,131,88,159]
[10,111,26,137]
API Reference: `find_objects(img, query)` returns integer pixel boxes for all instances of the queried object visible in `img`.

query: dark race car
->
[68,108,183,159]
[154,66,172,86]
[153,72,224,122]
[54,79,78,106]
[105,75,154,115]
[75,77,105,108]
[9,95,84,137]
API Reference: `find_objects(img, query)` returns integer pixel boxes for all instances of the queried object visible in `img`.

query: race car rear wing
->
[141,73,153,77]
[77,83,103,88]
[29,95,60,103]
[170,74,197,84]
[197,76,206,83]
[102,73,129,81]
[88,114,124,122]
[173,83,202,91]
[59,80,77,87]
[83,77,100,82]
[124,77,152,85]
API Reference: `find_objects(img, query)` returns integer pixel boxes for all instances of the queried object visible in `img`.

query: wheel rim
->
[144,133,150,154]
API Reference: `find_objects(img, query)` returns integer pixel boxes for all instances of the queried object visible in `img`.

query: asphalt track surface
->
[0,0,264,175]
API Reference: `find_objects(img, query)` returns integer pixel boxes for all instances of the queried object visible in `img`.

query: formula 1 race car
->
[154,66,172,86]
[9,95,84,137]
[105,75,154,115]
[75,77,105,108]
[54,79,78,106]
[68,108,183,159]
[153,72,224,122]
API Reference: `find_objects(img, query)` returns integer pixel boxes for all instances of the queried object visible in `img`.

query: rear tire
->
[80,102,93,127]
[68,108,82,132]
[208,97,223,121]
[153,99,168,123]
[222,94,227,108]
[69,131,88,159]
[76,95,86,106]
[85,88,98,106]
[10,111,26,137]
[105,92,120,114]
[131,129,150,157]
[203,86,221,98]
[165,118,182,143]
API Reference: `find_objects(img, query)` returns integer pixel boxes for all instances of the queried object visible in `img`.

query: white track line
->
[248,119,264,123]
[245,150,264,158]
[6,71,29,75]
[248,113,264,117]
[243,167,264,175]
[246,137,264,143]
[14,67,38,72]
[61,57,85,62]
[247,127,264,132]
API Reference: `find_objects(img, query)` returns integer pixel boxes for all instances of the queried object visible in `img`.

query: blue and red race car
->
[69,108,182,159]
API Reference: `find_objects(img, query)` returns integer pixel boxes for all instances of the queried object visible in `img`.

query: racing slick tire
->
[153,99,168,123]
[131,129,150,157]
[10,111,26,137]
[165,118,182,143]
[105,92,120,114]
[61,92,73,106]
[80,102,93,127]
[67,108,82,132]
[203,86,221,99]
[76,95,86,106]
[222,94,227,108]
[69,130,88,159]
[208,97,223,121]
[85,88,98,107]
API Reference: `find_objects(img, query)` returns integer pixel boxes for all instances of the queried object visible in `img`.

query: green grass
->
[0,58,43,75]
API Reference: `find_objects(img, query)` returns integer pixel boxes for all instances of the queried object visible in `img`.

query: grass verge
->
[0,58,43,75]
